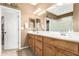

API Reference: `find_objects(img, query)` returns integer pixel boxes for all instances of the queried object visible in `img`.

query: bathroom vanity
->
[27,32,79,56]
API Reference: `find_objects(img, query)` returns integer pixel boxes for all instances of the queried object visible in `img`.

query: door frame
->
[45,17,52,31]
[0,5,21,55]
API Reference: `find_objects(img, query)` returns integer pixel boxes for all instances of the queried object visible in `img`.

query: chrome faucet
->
[60,32,66,36]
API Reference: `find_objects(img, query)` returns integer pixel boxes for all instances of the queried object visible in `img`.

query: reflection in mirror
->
[51,16,73,32]
[36,19,41,31]
[29,18,41,31]
[45,12,73,32]
[29,18,35,31]
[46,3,73,32]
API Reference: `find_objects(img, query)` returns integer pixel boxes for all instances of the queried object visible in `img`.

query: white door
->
[4,10,19,50]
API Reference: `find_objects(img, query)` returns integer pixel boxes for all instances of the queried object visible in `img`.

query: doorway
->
[45,18,52,31]
[0,6,21,55]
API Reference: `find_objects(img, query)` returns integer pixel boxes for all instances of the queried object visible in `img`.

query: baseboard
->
[19,46,29,50]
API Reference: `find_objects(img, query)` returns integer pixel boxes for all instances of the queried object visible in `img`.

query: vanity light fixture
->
[56,3,64,6]
[30,3,38,5]
[33,8,42,14]
[37,10,46,16]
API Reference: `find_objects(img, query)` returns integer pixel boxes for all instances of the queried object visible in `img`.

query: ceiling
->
[17,3,53,18]
[47,3,73,16]
[17,3,73,18]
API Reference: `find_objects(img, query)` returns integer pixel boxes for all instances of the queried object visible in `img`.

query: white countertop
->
[27,31,79,43]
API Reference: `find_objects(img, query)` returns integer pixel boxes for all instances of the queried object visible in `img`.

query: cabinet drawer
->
[35,40,42,49]
[29,34,34,38]
[56,47,77,56]
[36,35,42,41]
[35,47,42,56]
[44,37,79,54]
[44,37,53,44]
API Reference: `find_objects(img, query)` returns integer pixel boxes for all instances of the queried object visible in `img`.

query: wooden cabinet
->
[44,36,79,55]
[35,40,42,49]
[44,43,56,56]
[27,33,79,56]
[35,46,42,56]
[27,34,35,52]
[35,41,43,56]
[34,35,43,56]
[55,47,77,56]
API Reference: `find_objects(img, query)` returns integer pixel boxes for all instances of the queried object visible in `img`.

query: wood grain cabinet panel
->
[27,33,79,56]
[36,35,42,41]
[55,47,77,56]
[35,46,43,56]
[35,40,42,49]
[27,34,35,52]
[34,35,43,55]
[44,44,56,56]
[44,37,79,54]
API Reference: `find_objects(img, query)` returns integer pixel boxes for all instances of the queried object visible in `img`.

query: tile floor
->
[2,50,18,56]
[18,48,34,56]
[2,48,34,56]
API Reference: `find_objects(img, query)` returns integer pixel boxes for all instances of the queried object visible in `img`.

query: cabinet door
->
[31,38,35,52]
[36,35,42,41]
[28,37,32,48]
[44,44,56,56]
[55,47,76,56]
[35,39,43,55]
[32,37,35,52]
[27,34,31,46]
[28,34,35,52]
[35,46,42,56]
[35,40,42,49]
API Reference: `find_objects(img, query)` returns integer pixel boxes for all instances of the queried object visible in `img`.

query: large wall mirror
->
[29,18,41,31]
[45,4,73,32]
[51,16,73,32]
[29,18,35,31]
[45,15,73,32]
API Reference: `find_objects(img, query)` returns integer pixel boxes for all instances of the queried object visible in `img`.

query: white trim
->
[0,7,2,56]
[18,9,21,49]
[0,5,20,12]
[0,6,21,55]
[19,46,29,50]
